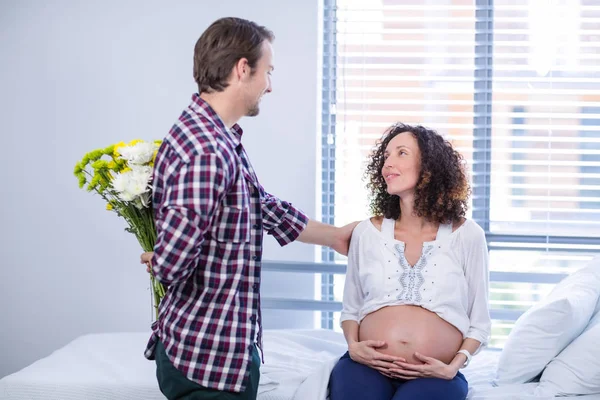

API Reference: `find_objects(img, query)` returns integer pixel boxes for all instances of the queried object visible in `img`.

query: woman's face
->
[381,131,421,197]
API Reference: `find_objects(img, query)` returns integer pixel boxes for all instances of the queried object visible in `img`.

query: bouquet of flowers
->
[73,139,166,319]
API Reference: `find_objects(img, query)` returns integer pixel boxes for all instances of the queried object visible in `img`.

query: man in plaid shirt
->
[140,17,358,400]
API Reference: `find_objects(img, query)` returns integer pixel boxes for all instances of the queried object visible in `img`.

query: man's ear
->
[234,57,250,81]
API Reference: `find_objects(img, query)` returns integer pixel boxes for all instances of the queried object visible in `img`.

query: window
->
[321,0,600,347]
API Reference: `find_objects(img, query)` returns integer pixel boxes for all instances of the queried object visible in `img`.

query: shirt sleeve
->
[152,153,231,286]
[340,225,364,325]
[464,223,492,352]
[260,189,308,246]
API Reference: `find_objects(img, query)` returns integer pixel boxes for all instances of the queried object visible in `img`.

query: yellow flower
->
[108,158,126,172]
[92,160,109,170]
[88,149,104,161]
[113,141,126,157]
[75,138,161,197]
[73,163,83,175]
[87,174,100,191]
[78,174,87,189]
[106,203,113,211]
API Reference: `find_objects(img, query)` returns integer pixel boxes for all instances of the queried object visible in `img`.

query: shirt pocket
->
[213,174,251,243]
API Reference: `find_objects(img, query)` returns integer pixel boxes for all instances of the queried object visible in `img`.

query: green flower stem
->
[77,158,167,320]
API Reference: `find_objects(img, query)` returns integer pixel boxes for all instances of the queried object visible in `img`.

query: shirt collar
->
[188,93,244,148]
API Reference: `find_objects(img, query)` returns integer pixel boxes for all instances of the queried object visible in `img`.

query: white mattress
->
[1,329,599,400]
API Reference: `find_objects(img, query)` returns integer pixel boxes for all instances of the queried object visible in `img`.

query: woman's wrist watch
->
[456,349,472,369]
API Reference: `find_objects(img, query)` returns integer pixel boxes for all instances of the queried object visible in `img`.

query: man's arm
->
[259,190,309,246]
[152,153,230,286]
[297,219,360,256]
[259,188,359,256]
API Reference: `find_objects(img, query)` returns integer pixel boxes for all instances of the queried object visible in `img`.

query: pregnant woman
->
[330,123,491,400]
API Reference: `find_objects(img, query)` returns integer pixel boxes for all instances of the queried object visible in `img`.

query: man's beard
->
[246,101,260,117]
[246,104,260,117]
[245,93,263,117]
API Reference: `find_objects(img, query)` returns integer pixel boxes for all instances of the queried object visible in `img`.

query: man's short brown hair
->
[193,17,274,94]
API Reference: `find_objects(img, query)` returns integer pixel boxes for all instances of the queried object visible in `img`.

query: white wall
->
[0,0,320,378]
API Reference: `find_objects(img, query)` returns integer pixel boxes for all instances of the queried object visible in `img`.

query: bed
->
[1,329,599,400]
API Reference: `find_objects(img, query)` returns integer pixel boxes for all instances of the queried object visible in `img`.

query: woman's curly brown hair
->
[365,123,471,224]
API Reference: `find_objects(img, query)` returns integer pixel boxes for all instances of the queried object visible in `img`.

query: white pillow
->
[535,308,600,396]
[494,260,600,385]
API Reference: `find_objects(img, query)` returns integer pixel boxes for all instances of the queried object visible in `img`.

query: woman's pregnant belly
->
[359,305,463,365]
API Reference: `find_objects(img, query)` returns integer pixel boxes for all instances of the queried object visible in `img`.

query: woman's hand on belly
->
[349,340,407,377]
[388,351,458,381]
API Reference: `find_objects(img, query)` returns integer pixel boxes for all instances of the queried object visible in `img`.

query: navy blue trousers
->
[330,352,468,400]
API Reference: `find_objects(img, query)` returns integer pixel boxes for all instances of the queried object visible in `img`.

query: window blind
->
[321,0,600,348]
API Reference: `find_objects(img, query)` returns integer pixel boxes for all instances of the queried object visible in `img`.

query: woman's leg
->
[329,352,396,400]
[391,371,468,400]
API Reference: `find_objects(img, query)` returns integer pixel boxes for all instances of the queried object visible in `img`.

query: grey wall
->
[0,0,320,378]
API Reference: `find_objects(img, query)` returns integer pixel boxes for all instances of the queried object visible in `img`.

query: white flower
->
[129,164,152,177]
[118,142,155,165]
[111,173,129,193]
[118,189,137,202]
[111,166,152,206]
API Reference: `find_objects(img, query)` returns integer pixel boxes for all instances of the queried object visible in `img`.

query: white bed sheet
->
[0,330,344,400]
[1,329,599,400]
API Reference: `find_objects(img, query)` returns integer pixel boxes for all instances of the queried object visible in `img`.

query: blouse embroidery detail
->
[394,243,434,303]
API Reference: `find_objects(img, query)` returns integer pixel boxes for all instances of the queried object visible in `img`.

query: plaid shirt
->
[144,94,308,393]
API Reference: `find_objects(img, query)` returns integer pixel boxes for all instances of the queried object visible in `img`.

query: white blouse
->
[340,218,491,348]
